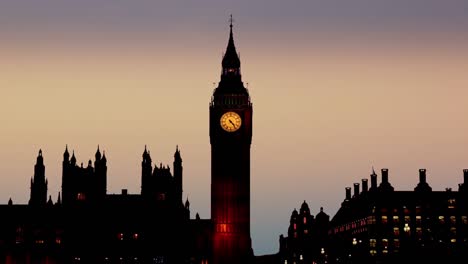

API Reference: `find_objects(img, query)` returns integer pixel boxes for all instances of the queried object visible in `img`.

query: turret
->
[70,151,76,166]
[95,145,101,161]
[63,145,70,162]
[141,145,153,196]
[174,145,183,204]
[29,149,48,206]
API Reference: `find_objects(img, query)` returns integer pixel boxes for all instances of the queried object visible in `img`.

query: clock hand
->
[229,119,236,128]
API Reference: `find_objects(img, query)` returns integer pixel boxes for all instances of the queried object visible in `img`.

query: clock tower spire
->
[210,18,253,264]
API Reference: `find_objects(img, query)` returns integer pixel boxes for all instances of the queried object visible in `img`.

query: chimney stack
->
[464,169,468,184]
[353,183,360,197]
[419,169,427,183]
[362,179,368,192]
[345,187,351,200]
[382,168,389,183]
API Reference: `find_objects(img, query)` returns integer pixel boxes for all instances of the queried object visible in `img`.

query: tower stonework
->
[210,21,253,263]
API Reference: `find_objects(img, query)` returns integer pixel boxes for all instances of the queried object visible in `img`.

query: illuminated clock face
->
[220,111,242,132]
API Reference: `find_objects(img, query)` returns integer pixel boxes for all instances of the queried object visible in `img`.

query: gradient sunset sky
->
[1,0,468,255]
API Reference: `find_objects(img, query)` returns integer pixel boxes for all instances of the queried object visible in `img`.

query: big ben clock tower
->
[210,19,253,264]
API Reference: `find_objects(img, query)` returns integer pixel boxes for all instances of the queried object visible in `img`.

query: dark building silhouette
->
[0,148,213,264]
[209,18,253,264]
[278,168,468,264]
[278,202,330,264]
[0,21,255,264]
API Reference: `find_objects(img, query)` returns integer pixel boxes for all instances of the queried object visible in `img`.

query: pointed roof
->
[174,145,182,161]
[222,15,240,70]
[71,150,76,164]
[37,149,44,164]
[64,145,69,159]
[95,145,101,160]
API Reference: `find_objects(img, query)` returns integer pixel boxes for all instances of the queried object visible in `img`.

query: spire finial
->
[372,166,376,175]
[229,14,234,28]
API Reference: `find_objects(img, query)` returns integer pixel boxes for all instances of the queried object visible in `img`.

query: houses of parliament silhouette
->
[2,20,468,264]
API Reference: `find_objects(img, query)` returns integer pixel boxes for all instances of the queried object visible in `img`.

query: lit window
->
[133,233,139,240]
[448,199,456,209]
[381,216,388,224]
[293,223,297,230]
[370,239,376,248]
[451,227,456,236]
[370,249,377,256]
[439,216,445,224]
[393,227,400,236]
[304,229,308,234]
[416,215,422,225]
[404,223,410,233]
[450,216,456,225]
[118,233,124,241]
[218,224,228,233]
[451,238,457,243]
[303,217,307,224]
[393,215,399,224]
[416,227,422,237]
[35,240,44,244]
[463,216,468,224]
[404,216,410,223]
[15,227,24,244]
[368,216,376,225]
[382,238,388,248]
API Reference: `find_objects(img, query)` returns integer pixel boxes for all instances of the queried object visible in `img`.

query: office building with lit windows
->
[327,168,468,263]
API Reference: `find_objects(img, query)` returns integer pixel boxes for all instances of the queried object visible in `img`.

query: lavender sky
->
[1,0,468,255]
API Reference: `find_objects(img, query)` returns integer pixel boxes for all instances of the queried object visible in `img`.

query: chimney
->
[382,168,389,183]
[345,187,351,200]
[353,183,360,197]
[419,169,427,183]
[464,169,468,184]
[371,173,377,189]
[362,179,368,192]
[122,189,128,195]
